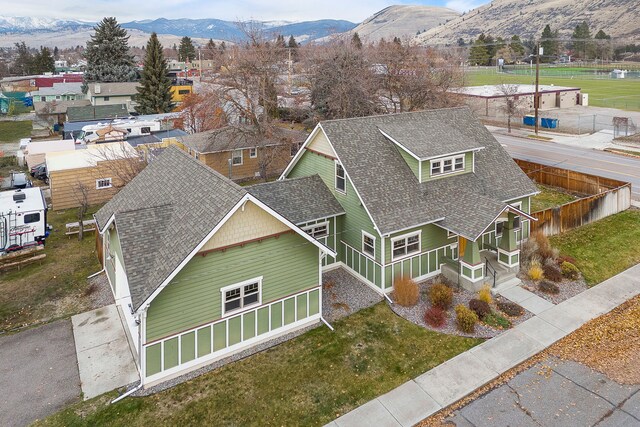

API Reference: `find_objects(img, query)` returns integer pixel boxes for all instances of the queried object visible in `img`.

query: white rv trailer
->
[80,119,162,143]
[0,187,48,254]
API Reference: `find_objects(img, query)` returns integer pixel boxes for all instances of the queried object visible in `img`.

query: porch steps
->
[491,277,522,295]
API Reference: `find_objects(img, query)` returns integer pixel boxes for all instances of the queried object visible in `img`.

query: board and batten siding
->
[145,231,320,342]
[287,132,383,287]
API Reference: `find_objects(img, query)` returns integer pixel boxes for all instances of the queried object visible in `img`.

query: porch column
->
[498,212,520,268]
[460,239,484,283]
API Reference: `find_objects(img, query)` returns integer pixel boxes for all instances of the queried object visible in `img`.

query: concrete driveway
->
[447,356,640,426]
[0,320,81,427]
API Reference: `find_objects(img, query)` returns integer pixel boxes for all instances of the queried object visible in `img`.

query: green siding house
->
[281,107,538,292]
[95,147,336,387]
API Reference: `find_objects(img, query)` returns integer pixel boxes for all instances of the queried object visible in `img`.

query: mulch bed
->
[390,275,532,339]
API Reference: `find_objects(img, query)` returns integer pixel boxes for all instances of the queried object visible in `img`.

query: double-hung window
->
[222,277,262,315]
[431,160,441,176]
[391,232,420,260]
[232,150,243,165]
[335,161,346,193]
[362,231,375,258]
[249,147,257,158]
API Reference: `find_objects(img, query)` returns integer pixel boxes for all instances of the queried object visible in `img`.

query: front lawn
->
[550,209,640,286]
[0,206,102,331]
[530,184,577,212]
[38,303,481,426]
[0,120,32,142]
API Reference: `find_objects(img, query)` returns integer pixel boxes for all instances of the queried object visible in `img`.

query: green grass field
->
[38,303,481,426]
[0,120,32,143]
[530,184,577,213]
[465,70,640,111]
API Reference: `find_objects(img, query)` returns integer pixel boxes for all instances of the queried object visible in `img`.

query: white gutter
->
[111,383,142,404]
[320,316,334,331]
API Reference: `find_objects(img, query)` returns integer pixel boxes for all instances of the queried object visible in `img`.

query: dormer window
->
[430,154,465,177]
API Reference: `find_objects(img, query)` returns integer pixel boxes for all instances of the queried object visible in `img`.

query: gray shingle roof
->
[376,108,485,159]
[87,82,139,97]
[247,175,345,224]
[66,104,129,122]
[94,146,246,311]
[179,125,308,154]
[319,107,537,239]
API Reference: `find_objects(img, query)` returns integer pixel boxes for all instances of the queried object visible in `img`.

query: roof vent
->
[94,84,101,94]
[13,190,26,202]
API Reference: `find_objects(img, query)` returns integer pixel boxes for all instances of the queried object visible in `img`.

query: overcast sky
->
[5,0,488,22]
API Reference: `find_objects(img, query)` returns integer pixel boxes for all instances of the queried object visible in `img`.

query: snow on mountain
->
[0,16,93,32]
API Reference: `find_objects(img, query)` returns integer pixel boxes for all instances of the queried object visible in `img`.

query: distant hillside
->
[415,0,640,45]
[352,5,459,42]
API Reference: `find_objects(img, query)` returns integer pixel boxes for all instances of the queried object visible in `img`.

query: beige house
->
[46,142,139,210]
[86,83,140,112]
[452,84,582,117]
[179,126,308,181]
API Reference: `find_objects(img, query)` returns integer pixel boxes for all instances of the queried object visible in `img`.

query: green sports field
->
[464,69,640,111]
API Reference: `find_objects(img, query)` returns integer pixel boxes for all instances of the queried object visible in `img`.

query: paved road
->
[0,320,81,427]
[494,133,640,200]
[447,356,640,426]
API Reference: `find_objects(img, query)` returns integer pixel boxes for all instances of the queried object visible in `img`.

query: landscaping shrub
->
[393,276,419,307]
[423,306,446,328]
[528,260,544,281]
[539,280,560,294]
[497,301,525,317]
[483,312,512,329]
[455,304,478,333]
[468,299,491,319]
[557,254,577,266]
[478,283,493,304]
[542,264,563,282]
[531,231,554,261]
[521,238,539,263]
[428,283,453,310]
[561,261,580,280]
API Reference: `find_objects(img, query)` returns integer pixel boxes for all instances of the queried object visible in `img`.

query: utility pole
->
[534,42,541,136]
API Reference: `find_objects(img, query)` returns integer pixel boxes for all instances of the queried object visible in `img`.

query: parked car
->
[30,163,47,181]
[10,171,31,189]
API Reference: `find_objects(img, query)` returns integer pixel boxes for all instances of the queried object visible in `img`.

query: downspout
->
[320,316,334,331]
[87,268,104,279]
[111,383,142,404]
[112,308,145,404]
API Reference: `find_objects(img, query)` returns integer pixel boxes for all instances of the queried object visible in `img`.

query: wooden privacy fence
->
[515,159,632,236]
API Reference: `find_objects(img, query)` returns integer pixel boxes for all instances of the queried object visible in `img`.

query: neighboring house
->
[34,99,92,125]
[281,107,538,292]
[46,142,138,210]
[66,104,130,122]
[179,126,308,181]
[170,81,193,103]
[30,82,85,102]
[86,82,140,112]
[94,146,336,387]
[451,85,582,117]
[23,138,76,169]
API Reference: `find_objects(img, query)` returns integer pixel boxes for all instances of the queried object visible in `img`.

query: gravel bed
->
[87,272,115,309]
[390,276,532,339]
[519,273,588,305]
[322,268,383,323]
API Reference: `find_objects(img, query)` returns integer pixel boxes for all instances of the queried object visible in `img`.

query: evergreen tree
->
[572,21,593,59]
[468,37,489,66]
[32,47,55,74]
[53,46,59,60]
[275,34,286,48]
[83,17,137,92]
[351,32,363,49]
[457,37,466,47]
[484,34,496,60]
[178,36,196,62]
[13,41,33,75]
[594,29,612,60]
[287,36,298,49]
[219,41,227,52]
[540,24,559,61]
[393,36,402,45]
[509,35,525,56]
[135,33,174,114]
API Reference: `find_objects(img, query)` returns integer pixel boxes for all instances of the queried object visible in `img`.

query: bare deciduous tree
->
[89,142,146,188]
[498,83,526,133]
[176,90,227,134]
[72,182,89,241]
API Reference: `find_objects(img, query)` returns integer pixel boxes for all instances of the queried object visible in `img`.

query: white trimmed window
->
[496,219,507,237]
[362,231,376,258]
[96,178,112,189]
[430,154,465,176]
[510,202,522,230]
[303,222,328,238]
[335,161,346,193]
[221,277,262,315]
[249,147,257,158]
[391,231,421,260]
[232,150,243,165]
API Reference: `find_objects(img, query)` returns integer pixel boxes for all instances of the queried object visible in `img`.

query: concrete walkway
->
[72,304,139,400]
[498,284,555,315]
[328,264,640,427]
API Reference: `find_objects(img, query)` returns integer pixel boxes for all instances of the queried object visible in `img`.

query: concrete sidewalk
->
[486,125,616,151]
[328,264,640,427]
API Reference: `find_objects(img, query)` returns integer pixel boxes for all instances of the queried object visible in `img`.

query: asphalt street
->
[494,133,640,201]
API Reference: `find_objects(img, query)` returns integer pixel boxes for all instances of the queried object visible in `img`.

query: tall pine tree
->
[178,36,196,62]
[351,32,363,49]
[33,47,55,74]
[135,33,174,114]
[83,17,137,92]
